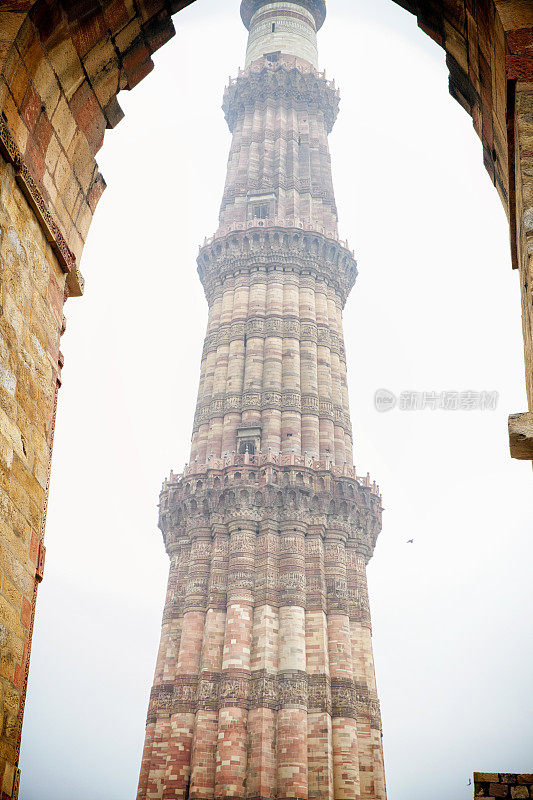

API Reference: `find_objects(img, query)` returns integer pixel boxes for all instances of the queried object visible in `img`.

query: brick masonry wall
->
[475,774,533,798]
[0,3,197,795]
[0,154,65,798]
[514,82,533,418]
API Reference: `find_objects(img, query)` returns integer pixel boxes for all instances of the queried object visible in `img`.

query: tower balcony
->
[158,451,382,563]
[166,449,381,499]
[203,217,352,254]
[197,222,357,306]
[223,56,340,133]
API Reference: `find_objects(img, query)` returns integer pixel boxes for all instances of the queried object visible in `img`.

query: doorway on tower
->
[247,193,276,225]
[236,425,262,457]
[253,203,268,220]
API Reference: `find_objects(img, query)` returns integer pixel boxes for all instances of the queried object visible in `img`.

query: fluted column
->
[215,521,255,798]
[315,278,334,458]
[208,280,234,458]
[262,269,283,452]
[355,556,386,800]
[163,529,211,799]
[335,299,353,465]
[328,288,345,466]
[247,520,279,800]
[345,542,373,799]
[305,525,333,800]
[144,537,191,799]
[223,278,249,454]
[192,294,222,463]
[189,525,229,799]
[242,270,266,432]
[138,546,181,799]
[281,272,302,455]
[277,521,308,800]
[325,530,360,800]
[299,275,319,459]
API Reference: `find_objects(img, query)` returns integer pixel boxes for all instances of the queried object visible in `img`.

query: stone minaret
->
[137,2,386,798]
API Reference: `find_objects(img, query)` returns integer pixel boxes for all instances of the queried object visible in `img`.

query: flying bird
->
[406,538,414,544]
[467,779,472,787]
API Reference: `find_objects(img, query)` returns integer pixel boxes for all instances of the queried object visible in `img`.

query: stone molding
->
[147,670,381,729]
[170,452,379,493]
[201,318,345,354]
[193,394,351,433]
[240,0,327,32]
[223,59,340,133]
[197,226,357,307]
[159,463,382,564]
[0,119,84,296]
[221,178,336,203]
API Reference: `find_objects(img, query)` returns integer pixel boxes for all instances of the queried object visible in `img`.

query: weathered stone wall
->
[474,773,533,797]
[0,2,195,795]
[514,82,533,422]
[0,153,65,798]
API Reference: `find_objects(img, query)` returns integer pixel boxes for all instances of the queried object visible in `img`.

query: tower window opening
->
[253,203,269,220]
[272,22,275,32]
[239,440,256,455]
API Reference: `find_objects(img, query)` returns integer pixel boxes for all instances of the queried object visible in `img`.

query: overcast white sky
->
[19,1,532,798]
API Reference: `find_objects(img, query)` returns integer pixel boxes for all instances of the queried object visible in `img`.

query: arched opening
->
[0,1,530,799]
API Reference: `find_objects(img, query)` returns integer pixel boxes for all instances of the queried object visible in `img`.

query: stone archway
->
[0,1,531,796]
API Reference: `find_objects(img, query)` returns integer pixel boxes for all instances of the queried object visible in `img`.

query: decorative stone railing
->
[227,56,335,90]
[223,59,340,133]
[203,219,353,255]
[164,450,381,499]
[197,224,357,306]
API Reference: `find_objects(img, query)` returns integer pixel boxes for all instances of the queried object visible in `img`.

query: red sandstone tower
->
[137,2,386,798]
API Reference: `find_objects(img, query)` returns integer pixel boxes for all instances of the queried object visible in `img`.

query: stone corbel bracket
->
[198,226,358,307]
[223,60,340,134]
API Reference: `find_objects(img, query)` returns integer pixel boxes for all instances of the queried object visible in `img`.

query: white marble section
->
[245,2,319,68]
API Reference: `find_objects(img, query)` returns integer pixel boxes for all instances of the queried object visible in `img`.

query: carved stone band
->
[197,227,357,307]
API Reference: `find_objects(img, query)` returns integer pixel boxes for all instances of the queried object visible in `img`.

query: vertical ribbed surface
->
[190,268,355,466]
[138,3,386,799]
[139,501,385,800]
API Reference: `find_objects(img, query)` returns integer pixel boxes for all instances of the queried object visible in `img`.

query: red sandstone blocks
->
[215,706,248,798]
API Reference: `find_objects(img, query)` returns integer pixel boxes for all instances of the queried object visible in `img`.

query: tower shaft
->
[138,3,386,798]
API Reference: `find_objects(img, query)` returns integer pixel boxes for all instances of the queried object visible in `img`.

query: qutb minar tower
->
[137,2,386,798]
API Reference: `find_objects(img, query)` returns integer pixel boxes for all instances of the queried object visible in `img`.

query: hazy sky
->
[19,1,532,798]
